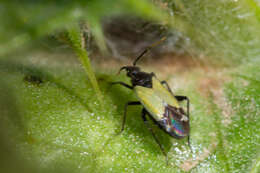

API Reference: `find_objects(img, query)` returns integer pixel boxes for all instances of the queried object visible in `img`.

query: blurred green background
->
[0,0,259,172]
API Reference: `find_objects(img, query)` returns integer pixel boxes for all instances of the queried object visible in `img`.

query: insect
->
[111,37,191,164]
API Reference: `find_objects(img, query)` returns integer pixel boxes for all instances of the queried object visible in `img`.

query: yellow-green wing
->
[134,77,179,121]
[152,77,179,107]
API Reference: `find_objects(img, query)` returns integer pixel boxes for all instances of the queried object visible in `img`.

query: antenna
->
[133,37,166,66]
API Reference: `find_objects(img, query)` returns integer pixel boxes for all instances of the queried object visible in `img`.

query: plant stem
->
[68,26,103,106]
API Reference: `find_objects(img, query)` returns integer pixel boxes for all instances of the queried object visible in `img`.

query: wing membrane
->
[160,105,189,138]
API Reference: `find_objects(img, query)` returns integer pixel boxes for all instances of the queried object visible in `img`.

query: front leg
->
[120,101,141,133]
[110,82,133,90]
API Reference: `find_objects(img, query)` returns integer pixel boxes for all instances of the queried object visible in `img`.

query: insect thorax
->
[131,71,153,88]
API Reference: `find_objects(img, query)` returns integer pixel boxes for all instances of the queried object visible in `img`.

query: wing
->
[151,77,180,108]
[134,85,165,121]
[158,105,189,138]
[134,77,189,138]
[134,77,180,121]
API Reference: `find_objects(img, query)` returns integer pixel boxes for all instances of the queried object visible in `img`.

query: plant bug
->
[111,37,191,164]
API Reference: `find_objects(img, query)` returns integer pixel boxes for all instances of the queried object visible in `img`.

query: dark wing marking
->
[159,105,190,138]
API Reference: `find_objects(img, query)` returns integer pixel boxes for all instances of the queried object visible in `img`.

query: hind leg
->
[142,108,168,165]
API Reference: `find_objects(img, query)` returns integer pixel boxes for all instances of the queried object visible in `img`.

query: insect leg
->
[175,96,189,118]
[142,109,168,165]
[110,82,133,90]
[161,81,175,96]
[120,101,141,133]
[175,96,192,151]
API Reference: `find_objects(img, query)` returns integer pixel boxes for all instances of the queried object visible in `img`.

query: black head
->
[118,66,140,78]
[117,37,166,87]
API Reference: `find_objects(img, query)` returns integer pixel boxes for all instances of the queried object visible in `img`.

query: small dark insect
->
[111,37,191,164]
[23,74,43,85]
